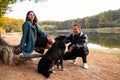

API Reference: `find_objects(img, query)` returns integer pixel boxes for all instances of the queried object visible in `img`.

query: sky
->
[5,0,120,21]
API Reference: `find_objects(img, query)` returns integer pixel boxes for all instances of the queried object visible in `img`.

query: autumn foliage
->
[0,17,24,33]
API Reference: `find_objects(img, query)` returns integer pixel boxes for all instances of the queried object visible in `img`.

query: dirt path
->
[0,33,120,80]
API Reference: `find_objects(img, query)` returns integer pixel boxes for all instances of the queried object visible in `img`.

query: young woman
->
[18,11,54,57]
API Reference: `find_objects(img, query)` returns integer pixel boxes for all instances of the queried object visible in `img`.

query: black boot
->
[34,47,44,55]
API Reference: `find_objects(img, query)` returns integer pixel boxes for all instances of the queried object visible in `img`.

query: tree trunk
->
[0,34,42,66]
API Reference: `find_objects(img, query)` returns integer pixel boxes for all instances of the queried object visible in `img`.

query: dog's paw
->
[49,70,53,73]
[52,71,56,73]
[61,68,66,71]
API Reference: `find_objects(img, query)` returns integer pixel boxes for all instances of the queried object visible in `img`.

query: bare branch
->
[14,54,42,64]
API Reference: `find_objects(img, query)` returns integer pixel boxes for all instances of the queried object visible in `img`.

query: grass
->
[90,48,120,59]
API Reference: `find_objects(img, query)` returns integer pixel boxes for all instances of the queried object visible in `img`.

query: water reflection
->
[47,31,120,49]
[86,32,120,49]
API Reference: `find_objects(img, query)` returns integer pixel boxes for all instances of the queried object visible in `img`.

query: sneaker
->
[83,63,88,69]
[73,59,76,64]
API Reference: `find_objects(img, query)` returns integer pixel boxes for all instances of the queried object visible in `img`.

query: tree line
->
[0,9,120,33]
[39,9,120,30]
[0,17,24,33]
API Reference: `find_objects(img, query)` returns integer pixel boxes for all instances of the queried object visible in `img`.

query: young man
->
[63,23,89,69]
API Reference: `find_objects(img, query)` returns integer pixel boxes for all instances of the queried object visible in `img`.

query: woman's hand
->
[47,36,54,45]
[45,36,54,49]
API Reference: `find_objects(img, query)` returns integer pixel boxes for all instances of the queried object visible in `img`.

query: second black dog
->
[37,35,66,78]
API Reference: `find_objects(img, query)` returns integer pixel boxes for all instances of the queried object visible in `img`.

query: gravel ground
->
[0,33,120,80]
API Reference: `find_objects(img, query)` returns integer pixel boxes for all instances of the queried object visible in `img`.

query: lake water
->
[47,31,120,51]
[86,32,120,49]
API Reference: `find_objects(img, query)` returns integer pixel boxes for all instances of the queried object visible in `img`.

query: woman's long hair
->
[26,11,38,24]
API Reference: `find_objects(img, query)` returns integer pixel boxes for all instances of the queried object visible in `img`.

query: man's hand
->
[72,44,83,49]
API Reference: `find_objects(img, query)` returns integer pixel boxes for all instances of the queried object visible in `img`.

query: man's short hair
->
[73,23,81,28]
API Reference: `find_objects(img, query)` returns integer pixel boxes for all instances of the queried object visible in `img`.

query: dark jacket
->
[20,21,47,57]
[66,32,88,49]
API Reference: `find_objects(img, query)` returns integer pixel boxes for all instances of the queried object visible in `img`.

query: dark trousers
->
[34,36,48,54]
[35,36,48,48]
[63,48,89,63]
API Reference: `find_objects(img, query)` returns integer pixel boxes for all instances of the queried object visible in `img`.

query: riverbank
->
[82,27,120,33]
[88,43,120,58]
[0,33,120,80]
[0,48,120,80]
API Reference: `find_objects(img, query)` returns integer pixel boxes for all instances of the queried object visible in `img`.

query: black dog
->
[37,35,66,78]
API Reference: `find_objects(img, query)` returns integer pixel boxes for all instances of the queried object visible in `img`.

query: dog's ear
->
[55,35,66,41]
[55,36,60,41]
